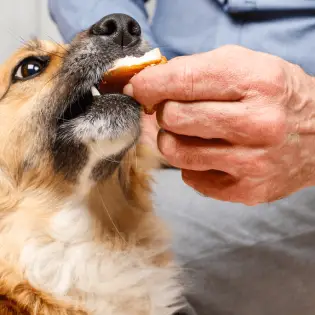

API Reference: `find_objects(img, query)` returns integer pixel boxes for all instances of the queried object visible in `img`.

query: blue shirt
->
[49,0,315,75]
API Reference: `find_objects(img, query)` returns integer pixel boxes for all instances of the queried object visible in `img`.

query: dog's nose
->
[90,14,141,47]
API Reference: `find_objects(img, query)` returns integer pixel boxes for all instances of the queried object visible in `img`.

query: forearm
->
[48,0,158,47]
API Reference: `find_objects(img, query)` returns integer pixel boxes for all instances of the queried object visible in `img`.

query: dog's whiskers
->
[90,143,134,165]
[18,36,66,59]
[131,145,138,170]
[96,185,127,245]
[36,69,63,102]
[47,36,69,53]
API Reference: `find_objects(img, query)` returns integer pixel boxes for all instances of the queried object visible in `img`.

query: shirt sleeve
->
[48,0,158,47]
[217,0,315,12]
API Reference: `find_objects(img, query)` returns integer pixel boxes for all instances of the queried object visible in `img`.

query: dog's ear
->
[0,295,29,315]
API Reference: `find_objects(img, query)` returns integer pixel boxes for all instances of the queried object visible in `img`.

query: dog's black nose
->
[90,14,141,47]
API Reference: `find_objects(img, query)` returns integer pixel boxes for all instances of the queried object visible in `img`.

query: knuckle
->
[219,44,247,54]
[173,146,192,165]
[235,147,273,176]
[174,143,205,168]
[158,133,175,158]
[177,61,194,100]
[159,101,181,130]
[257,59,288,98]
[130,72,146,89]
[181,152,194,167]
[269,110,287,142]
[167,57,195,101]
[131,74,153,100]
[158,134,195,168]
[241,154,267,176]
[218,45,252,65]
[242,55,288,100]
[175,146,193,166]
[270,61,287,94]
[258,108,287,144]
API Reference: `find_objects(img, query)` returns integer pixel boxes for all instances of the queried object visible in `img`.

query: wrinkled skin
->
[125,45,315,205]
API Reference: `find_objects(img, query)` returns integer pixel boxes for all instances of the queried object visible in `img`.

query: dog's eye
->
[13,57,49,82]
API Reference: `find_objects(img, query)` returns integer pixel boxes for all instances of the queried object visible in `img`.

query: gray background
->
[0,0,156,63]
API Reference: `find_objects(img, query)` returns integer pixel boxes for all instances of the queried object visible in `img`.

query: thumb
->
[124,50,244,113]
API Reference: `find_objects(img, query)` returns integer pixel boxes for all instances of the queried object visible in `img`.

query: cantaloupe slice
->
[99,48,167,113]
[102,48,167,83]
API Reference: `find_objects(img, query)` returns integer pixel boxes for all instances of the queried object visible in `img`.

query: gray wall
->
[0,0,156,63]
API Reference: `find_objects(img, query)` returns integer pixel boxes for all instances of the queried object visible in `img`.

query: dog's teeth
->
[91,86,100,96]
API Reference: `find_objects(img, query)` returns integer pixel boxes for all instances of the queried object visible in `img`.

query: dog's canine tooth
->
[91,86,100,96]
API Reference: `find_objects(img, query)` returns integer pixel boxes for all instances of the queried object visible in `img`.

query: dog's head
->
[0,15,184,315]
[0,14,150,200]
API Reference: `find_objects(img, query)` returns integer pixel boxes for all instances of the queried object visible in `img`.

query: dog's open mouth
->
[58,48,166,124]
[57,70,133,125]
[59,81,121,123]
[61,91,93,122]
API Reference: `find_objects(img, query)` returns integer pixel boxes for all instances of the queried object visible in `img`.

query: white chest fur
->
[19,200,182,315]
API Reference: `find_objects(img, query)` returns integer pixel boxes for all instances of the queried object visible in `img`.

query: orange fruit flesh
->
[99,49,167,110]
[102,55,167,83]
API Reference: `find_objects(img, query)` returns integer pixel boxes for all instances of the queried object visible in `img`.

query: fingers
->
[127,49,249,111]
[140,112,159,146]
[182,169,287,205]
[181,170,265,205]
[157,131,235,173]
[157,131,267,176]
[156,100,286,146]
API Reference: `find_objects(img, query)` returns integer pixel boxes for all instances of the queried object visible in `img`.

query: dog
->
[0,14,183,315]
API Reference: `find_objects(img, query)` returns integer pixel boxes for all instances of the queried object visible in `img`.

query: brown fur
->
[0,39,179,314]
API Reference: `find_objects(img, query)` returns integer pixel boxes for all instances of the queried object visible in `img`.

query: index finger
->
[127,48,250,112]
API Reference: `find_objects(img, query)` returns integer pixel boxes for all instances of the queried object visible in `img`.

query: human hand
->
[140,112,169,166]
[140,112,159,155]
[124,45,315,205]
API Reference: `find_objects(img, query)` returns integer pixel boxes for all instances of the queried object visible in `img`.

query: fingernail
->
[123,83,134,97]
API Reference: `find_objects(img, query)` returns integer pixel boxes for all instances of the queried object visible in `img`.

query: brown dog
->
[0,14,182,315]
